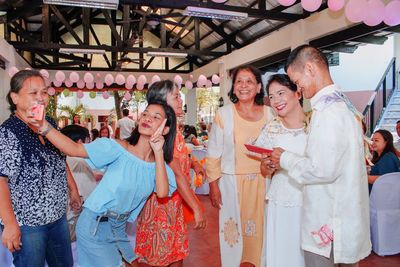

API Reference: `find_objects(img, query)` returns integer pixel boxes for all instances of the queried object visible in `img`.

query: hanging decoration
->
[39,69,49,79]
[185,80,193,90]
[55,71,66,82]
[211,74,220,85]
[8,66,19,77]
[124,92,132,101]
[63,88,71,97]
[115,74,126,85]
[197,75,207,87]
[104,74,114,86]
[102,91,110,99]
[83,72,94,84]
[77,80,85,89]
[77,90,84,99]
[86,82,95,90]
[69,71,80,83]
[96,81,104,90]
[89,91,97,99]
[48,87,56,96]
[64,79,73,88]
[276,0,400,26]
[181,87,188,94]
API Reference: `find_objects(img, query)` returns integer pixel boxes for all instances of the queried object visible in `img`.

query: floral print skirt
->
[135,192,189,265]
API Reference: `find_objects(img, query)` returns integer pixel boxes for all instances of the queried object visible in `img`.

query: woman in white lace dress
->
[255,74,308,267]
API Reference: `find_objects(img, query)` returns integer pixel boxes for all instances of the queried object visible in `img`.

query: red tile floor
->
[184,195,400,267]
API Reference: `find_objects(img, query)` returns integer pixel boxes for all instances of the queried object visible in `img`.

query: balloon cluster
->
[277,0,400,26]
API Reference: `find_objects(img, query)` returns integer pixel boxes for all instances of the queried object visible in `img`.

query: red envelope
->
[244,144,272,154]
[31,104,44,121]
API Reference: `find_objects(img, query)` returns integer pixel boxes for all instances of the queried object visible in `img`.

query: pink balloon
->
[48,87,56,96]
[86,82,95,90]
[126,75,136,86]
[211,0,227,3]
[151,75,161,84]
[124,92,132,101]
[96,82,104,90]
[39,69,49,79]
[301,0,322,12]
[211,74,220,84]
[8,66,19,77]
[138,75,147,85]
[185,80,193,90]
[77,90,84,99]
[384,0,400,26]
[328,0,345,11]
[345,0,367,23]
[197,75,207,87]
[102,91,110,99]
[115,74,125,85]
[44,78,51,87]
[278,0,296,6]
[77,80,85,89]
[95,73,102,82]
[104,74,114,86]
[174,75,183,85]
[206,80,212,88]
[69,71,79,83]
[64,79,73,88]
[189,74,194,80]
[83,72,94,84]
[55,71,65,82]
[136,82,144,90]
[364,0,385,26]
[53,80,62,87]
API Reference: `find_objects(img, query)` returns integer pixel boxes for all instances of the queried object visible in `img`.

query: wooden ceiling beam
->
[49,5,83,45]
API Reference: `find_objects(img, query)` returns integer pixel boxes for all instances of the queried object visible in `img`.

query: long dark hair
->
[372,129,396,164]
[7,69,44,113]
[126,101,176,163]
[266,74,303,106]
[228,65,265,105]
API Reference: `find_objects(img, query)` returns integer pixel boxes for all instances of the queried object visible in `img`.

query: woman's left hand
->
[69,189,82,212]
[150,119,167,153]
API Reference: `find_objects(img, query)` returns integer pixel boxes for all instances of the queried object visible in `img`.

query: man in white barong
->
[269,45,371,267]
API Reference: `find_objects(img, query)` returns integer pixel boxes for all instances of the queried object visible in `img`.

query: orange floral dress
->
[135,132,190,265]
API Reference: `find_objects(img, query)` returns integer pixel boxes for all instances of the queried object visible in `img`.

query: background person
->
[115,108,135,140]
[207,65,274,267]
[368,129,400,192]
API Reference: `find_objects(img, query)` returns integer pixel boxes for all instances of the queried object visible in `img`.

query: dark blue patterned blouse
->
[0,115,68,226]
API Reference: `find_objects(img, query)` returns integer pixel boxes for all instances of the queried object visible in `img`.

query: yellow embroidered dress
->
[206,104,274,267]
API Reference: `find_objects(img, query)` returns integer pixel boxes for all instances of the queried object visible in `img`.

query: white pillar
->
[218,57,231,107]
[185,86,197,126]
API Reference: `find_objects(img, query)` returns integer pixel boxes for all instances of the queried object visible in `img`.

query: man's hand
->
[69,189,82,213]
[193,206,207,230]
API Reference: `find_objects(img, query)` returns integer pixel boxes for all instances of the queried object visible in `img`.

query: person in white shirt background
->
[115,108,135,140]
[267,45,371,267]
[394,120,400,157]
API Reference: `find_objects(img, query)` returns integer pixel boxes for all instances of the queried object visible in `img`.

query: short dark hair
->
[371,129,396,164]
[122,109,129,117]
[228,65,265,105]
[91,128,99,141]
[61,125,90,143]
[126,101,176,163]
[397,120,400,124]
[266,74,302,106]
[285,44,329,73]
[146,80,178,103]
[7,70,44,113]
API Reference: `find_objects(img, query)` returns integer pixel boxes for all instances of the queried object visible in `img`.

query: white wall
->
[330,36,395,91]
[0,38,32,123]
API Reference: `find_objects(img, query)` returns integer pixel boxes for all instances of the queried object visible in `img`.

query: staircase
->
[363,58,399,136]
[378,89,400,133]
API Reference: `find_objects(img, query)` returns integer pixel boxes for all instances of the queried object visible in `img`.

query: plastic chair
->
[370,172,400,256]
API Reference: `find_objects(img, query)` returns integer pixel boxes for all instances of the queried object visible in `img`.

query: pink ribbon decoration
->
[311,224,334,247]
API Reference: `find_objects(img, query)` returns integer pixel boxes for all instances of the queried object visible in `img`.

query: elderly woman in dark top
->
[0,70,80,267]
[368,129,400,192]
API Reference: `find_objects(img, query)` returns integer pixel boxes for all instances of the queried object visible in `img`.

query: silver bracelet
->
[38,123,53,136]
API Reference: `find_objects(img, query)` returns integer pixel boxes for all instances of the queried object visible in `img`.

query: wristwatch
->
[38,123,53,136]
